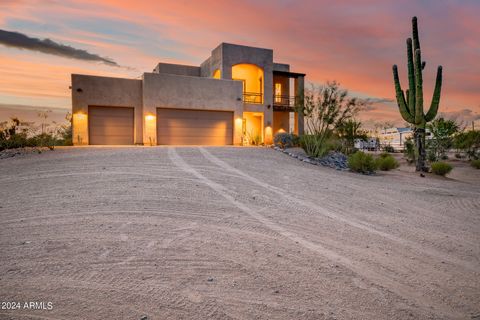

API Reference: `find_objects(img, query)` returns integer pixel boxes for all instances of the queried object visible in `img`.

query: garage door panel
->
[89,106,134,145]
[165,135,232,145]
[158,124,232,136]
[89,135,133,145]
[89,125,133,136]
[157,108,233,145]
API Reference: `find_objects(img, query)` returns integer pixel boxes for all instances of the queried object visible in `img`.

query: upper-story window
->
[275,83,282,103]
[231,63,264,104]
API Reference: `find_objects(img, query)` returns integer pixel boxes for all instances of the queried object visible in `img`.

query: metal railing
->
[242,92,263,104]
[273,95,297,108]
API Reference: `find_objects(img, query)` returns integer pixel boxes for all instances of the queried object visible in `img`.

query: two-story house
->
[71,43,305,146]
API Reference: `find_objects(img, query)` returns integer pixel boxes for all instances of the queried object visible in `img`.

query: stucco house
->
[71,43,305,146]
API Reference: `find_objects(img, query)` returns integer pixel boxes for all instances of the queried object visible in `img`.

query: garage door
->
[157,108,233,145]
[88,106,134,145]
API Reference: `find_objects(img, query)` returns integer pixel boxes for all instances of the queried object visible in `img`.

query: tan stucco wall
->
[71,74,143,145]
[154,63,201,77]
[142,72,244,145]
[217,43,274,143]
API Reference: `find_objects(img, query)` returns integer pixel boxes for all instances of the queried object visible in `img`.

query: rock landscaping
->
[273,146,349,171]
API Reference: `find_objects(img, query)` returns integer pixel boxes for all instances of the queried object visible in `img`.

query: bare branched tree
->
[302,81,370,140]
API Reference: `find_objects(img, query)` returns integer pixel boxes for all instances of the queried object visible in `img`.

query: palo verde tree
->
[392,16,443,172]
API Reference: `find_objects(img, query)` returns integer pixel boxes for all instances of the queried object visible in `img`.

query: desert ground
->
[0,146,479,320]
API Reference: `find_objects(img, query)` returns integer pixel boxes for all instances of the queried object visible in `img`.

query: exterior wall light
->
[264,125,273,145]
[72,112,88,145]
[144,114,157,146]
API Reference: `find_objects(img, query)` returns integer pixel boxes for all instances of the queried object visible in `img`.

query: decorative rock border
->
[273,146,349,171]
[0,147,50,160]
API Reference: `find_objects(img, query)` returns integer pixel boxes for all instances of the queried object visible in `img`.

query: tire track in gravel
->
[168,147,462,319]
[198,147,478,273]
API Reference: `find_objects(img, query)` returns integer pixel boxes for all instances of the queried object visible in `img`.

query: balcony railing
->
[242,92,263,104]
[273,95,297,109]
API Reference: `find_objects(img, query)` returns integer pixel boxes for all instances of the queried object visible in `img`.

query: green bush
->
[274,132,294,149]
[375,154,399,171]
[348,151,377,174]
[403,137,415,164]
[471,159,480,169]
[291,134,300,148]
[431,162,453,176]
[300,134,328,158]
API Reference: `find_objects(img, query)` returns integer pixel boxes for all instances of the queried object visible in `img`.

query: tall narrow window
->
[275,83,282,103]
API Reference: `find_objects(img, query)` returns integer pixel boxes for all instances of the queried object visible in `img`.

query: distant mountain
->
[0,104,70,125]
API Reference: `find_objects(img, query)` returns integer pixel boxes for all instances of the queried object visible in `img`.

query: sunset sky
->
[0,0,479,127]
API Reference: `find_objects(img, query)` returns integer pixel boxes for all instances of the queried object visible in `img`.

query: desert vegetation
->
[430,161,453,176]
[0,112,72,151]
[392,16,442,172]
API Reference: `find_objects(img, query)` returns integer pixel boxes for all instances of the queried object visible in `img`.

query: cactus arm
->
[425,66,443,122]
[393,65,415,123]
[414,48,424,125]
[412,16,420,51]
[406,38,416,115]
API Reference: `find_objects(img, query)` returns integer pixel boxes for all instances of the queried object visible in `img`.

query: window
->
[275,83,282,103]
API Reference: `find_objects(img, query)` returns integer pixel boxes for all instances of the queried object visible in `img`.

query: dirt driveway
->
[0,147,479,319]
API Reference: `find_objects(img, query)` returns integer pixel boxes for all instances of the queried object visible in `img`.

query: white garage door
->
[157,108,233,145]
[88,106,134,145]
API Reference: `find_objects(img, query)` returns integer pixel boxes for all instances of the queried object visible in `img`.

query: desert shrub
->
[274,132,294,149]
[427,149,437,162]
[56,123,72,146]
[300,134,327,157]
[454,130,480,160]
[0,132,28,150]
[348,151,377,174]
[291,134,300,147]
[299,134,340,158]
[471,159,480,169]
[375,154,399,171]
[403,137,415,164]
[383,145,395,153]
[431,162,453,176]
[427,118,459,160]
[249,131,262,146]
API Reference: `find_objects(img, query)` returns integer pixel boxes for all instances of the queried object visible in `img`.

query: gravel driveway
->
[1,147,479,319]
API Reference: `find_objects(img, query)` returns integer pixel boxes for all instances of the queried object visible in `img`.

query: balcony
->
[273,95,297,110]
[242,92,263,104]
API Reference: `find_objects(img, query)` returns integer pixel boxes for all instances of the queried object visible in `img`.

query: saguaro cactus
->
[392,16,442,172]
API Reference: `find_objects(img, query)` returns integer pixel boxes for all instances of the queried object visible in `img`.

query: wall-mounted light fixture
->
[145,114,156,121]
[145,114,157,146]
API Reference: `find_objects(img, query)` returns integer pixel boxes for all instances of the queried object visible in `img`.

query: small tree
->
[300,81,370,157]
[454,130,480,160]
[337,119,368,154]
[426,117,459,161]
